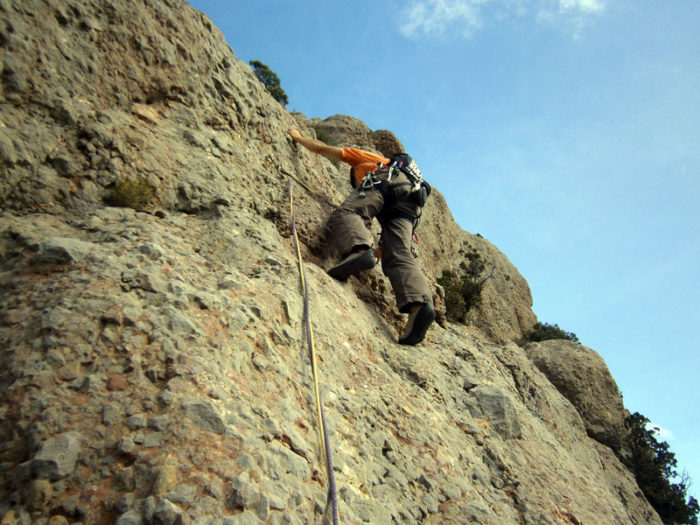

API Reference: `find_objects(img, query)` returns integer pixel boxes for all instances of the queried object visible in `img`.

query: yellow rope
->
[287,179,339,524]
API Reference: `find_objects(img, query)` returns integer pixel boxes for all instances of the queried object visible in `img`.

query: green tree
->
[525,322,579,343]
[249,60,288,106]
[624,412,699,524]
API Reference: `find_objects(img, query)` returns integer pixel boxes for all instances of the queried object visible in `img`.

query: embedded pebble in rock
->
[0,1,663,524]
[30,433,83,481]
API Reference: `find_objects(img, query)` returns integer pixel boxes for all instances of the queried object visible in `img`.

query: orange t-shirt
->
[341,147,389,187]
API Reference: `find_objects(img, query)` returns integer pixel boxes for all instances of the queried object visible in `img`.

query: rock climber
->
[287,128,435,346]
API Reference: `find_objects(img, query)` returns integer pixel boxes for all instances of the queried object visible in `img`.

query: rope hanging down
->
[286,176,340,525]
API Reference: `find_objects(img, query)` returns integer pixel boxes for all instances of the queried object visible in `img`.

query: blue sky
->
[188,0,699,501]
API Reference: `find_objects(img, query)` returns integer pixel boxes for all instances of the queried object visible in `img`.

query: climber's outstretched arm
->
[287,128,343,161]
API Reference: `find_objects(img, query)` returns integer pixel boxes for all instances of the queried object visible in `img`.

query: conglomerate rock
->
[0,1,662,524]
[524,340,627,450]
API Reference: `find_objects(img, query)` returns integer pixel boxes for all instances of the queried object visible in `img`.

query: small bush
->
[312,126,331,145]
[437,246,488,323]
[623,412,699,524]
[105,176,154,210]
[525,322,579,343]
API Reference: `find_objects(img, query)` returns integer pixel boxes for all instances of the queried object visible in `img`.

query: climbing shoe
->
[327,249,377,282]
[398,302,436,346]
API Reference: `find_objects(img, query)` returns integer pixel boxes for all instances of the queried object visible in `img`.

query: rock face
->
[524,340,628,451]
[0,1,661,524]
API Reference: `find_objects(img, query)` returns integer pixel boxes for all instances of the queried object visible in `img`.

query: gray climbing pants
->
[326,171,433,313]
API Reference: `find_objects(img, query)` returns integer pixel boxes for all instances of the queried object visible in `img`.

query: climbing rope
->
[280,166,339,209]
[286,176,340,525]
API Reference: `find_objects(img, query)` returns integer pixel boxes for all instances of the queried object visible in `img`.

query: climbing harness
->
[286,177,340,525]
[356,154,432,247]
[357,171,384,198]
